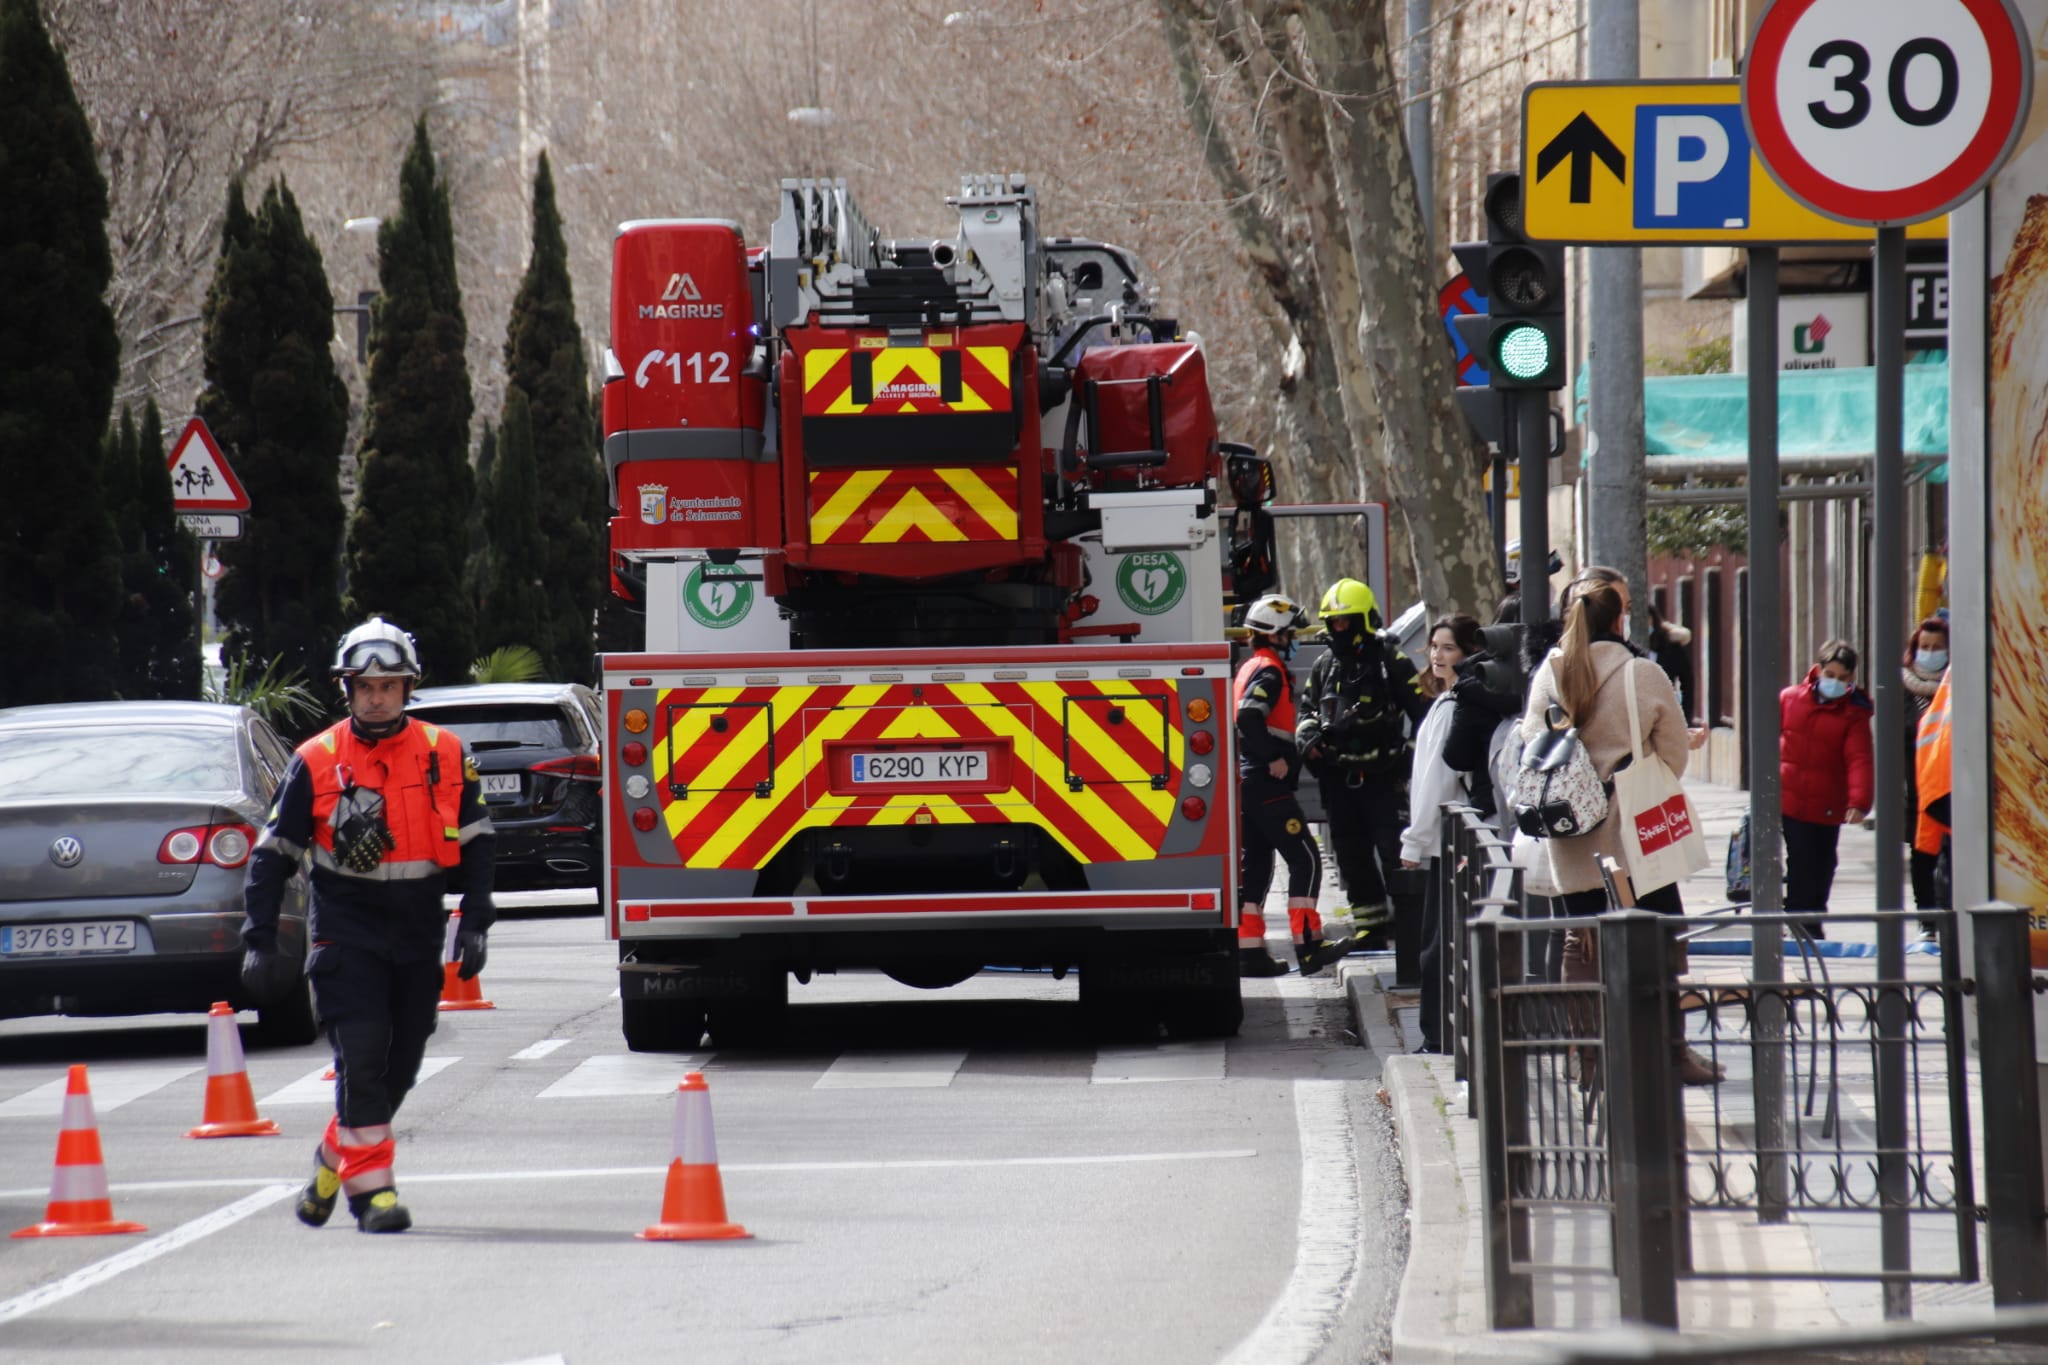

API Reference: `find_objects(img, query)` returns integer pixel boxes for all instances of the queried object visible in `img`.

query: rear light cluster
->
[1188,729,1215,756]
[158,823,258,869]
[531,754,602,782]
[620,741,648,767]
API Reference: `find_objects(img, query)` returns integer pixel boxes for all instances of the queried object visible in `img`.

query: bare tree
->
[1157,0,1499,619]
[44,1,432,412]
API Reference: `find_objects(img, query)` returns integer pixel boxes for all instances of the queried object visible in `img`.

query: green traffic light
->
[1495,324,1551,382]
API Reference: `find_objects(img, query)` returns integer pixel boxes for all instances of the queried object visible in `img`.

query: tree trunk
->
[1297,0,1500,620]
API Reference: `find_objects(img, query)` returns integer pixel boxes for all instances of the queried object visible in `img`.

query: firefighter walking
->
[240,618,496,1233]
[1234,595,1349,977]
[1296,578,1430,954]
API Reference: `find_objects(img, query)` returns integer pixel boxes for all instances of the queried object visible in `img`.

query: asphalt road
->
[0,911,1403,1364]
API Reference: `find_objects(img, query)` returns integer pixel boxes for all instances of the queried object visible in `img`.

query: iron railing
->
[1438,805,2048,1332]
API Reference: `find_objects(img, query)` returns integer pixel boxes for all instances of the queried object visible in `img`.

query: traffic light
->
[1450,173,1567,391]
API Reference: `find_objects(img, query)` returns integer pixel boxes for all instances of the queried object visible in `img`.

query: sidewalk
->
[1339,780,1997,1360]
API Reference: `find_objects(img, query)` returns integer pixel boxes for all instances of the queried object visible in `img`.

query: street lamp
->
[339,216,381,365]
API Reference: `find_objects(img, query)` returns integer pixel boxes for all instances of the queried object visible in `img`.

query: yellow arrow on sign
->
[1520,80,1946,245]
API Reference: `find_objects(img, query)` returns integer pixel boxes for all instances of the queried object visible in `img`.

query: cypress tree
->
[346,118,476,683]
[200,176,349,689]
[475,388,549,660]
[464,419,496,619]
[0,0,122,706]
[503,153,603,683]
[115,399,201,699]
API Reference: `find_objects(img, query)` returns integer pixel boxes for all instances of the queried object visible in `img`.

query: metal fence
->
[1438,806,2048,1333]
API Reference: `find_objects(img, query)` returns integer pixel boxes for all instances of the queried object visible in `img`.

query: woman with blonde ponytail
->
[1520,566,1719,1084]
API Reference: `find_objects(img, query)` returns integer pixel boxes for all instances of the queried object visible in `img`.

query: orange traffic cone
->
[13,1065,147,1238]
[187,1001,281,1138]
[639,1072,751,1241]
[437,910,494,1011]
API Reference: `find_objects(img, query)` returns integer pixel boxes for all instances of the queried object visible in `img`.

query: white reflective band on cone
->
[673,1080,719,1166]
[49,1161,111,1205]
[442,910,462,962]
[204,1010,243,1077]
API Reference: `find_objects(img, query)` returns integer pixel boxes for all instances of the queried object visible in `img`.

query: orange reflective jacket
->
[1914,671,1952,857]
[300,719,468,881]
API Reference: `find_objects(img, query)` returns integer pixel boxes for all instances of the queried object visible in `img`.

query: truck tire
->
[622,998,707,1053]
[1160,948,1244,1039]
[704,969,789,1048]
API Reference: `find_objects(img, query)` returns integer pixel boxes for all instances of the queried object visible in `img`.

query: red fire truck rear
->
[599,175,1273,1050]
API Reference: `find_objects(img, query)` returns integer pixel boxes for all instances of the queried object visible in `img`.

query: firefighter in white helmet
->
[1232,595,1348,977]
[240,617,496,1233]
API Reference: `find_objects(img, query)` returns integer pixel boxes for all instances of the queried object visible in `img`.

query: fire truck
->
[598,175,1278,1051]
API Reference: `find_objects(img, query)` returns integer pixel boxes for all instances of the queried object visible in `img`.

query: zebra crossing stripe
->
[257,1056,459,1107]
[0,1064,201,1119]
[539,1053,709,1099]
[1091,1041,1226,1084]
[813,1050,968,1089]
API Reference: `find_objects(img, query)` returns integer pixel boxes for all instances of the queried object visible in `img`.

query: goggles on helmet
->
[337,639,415,676]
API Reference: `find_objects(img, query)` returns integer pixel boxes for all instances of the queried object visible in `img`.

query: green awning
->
[1577,355,1950,481]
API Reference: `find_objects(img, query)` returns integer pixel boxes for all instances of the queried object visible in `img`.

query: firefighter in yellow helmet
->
[1296,579,1430,961]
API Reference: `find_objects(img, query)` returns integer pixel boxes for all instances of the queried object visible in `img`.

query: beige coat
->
[1520,642,1690,895]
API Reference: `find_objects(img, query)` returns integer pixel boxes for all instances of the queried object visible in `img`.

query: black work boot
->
[296,1145,340,1228]
[1295,938,1350,977]
[1238,945,1289,977]
[348,1188,413,1234]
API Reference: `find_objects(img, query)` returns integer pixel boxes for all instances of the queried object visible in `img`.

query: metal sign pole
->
[1746,247,1788,1224]
[1873,222,1912,1320]
[1515,393,1550,626]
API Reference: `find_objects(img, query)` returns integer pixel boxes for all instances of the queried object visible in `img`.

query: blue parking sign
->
[1633,104,1749,230]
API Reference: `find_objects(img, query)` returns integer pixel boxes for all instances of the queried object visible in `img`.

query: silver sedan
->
[0,700,317,1045]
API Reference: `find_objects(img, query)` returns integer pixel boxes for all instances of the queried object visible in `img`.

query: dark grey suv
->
[406,683,603,891]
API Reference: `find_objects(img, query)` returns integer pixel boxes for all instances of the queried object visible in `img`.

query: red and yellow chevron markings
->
[807,466,1019,543]
[648,680,1185,871]
[800,344,1013,417]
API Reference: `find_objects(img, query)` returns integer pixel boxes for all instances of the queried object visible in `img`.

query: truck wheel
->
[622,998,706,1053]
[1078,963,1153,1041]
[705,969,790,1048]
[1162,950,1244,1039]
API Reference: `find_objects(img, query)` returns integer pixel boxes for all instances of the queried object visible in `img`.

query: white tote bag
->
[1612,663,1709,894]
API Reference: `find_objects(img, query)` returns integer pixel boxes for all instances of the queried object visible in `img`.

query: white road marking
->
[511,1038,570,1061]
[0,1148,1262,1201]
[1217,1079,1361,1365]
[1091,1040,1226,1084]
[813,1049,967,1089]
[0,1183,294,1325]
[258,1056,459,1107]
[1270,975,1328,1040]
[538,1053,707,1099]
[0,1064,202,1119]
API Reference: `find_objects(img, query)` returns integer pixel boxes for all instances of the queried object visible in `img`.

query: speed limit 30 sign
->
[1743,0,2031,226]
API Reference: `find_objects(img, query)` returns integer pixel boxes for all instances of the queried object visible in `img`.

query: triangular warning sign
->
[166,417,250,511]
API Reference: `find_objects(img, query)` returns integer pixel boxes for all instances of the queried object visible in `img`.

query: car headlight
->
[1186,763,1213,789]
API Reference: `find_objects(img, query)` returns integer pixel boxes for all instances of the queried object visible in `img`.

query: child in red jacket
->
[1779,639,1875,936]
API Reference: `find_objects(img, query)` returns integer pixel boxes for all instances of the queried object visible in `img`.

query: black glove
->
[456,930,488,981]
[239,935,298,1005]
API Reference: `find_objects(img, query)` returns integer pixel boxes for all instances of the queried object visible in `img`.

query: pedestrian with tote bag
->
[1519,566,1719,1085]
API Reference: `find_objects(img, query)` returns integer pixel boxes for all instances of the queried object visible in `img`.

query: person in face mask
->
[1778,639,1875,938]
[1902,618,1950,936]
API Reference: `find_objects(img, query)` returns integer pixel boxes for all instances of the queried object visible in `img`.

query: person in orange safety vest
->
[1234,595,1350,978]
[240,618,495,1233]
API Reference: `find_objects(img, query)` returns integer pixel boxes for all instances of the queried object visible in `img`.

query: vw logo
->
[49,836,83,869]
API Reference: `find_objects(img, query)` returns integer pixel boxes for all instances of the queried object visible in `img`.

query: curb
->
[1340,960,1576,1363]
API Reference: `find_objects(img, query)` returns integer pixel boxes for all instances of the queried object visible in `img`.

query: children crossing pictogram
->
[166,417,251,512]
